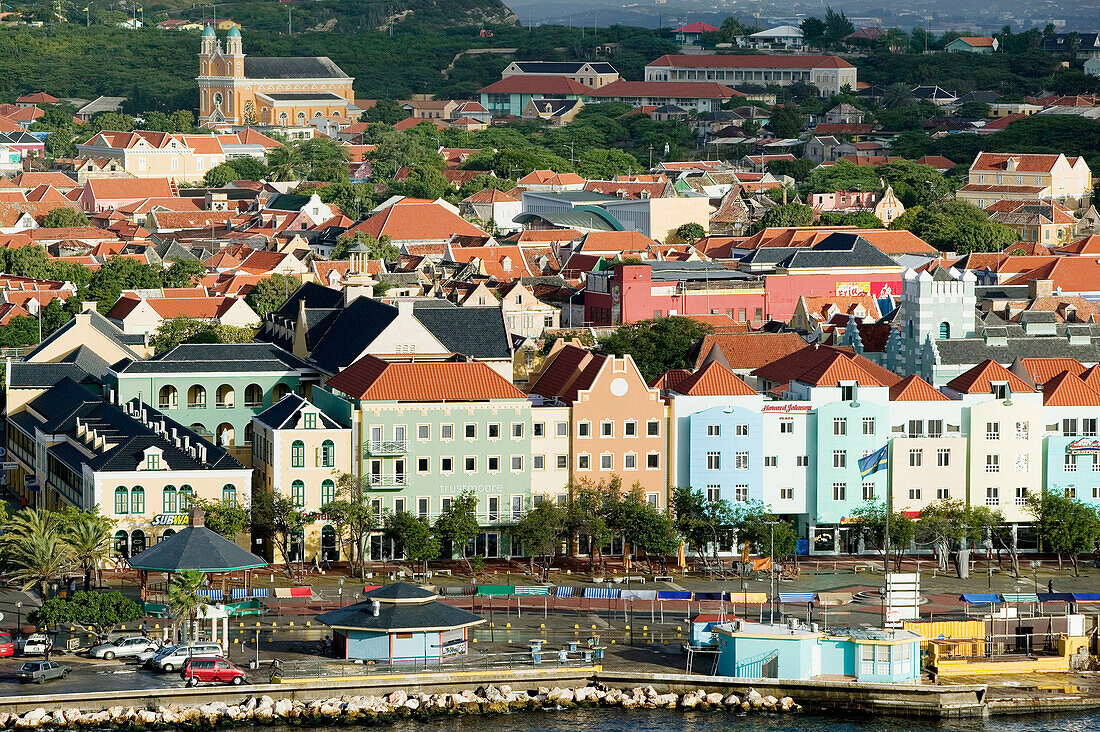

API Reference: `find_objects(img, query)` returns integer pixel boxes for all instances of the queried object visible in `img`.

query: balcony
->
[367,474,408,490]
[188,402,207,410]
[216,402,234,410]
[364,440,408,457]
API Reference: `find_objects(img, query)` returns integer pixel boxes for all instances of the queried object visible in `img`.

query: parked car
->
[147,643,224,673]
[16,634,50,656]
[182,658,246,686]
[15,661,69,684]
[135,643,176,665]
[89,636,160,660]
[0,632,14,658]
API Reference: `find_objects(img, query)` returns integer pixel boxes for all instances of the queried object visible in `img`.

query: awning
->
[778,593,815,604]
[513,586,550,596]
[1071,592,1100,603]
[1038,592,1075,603]
[817,592,853,606]
[959,593,1001,604]
[657,590,691,600]
[555,586,575,598]
[727,592,768,604]
[1001,593,1039,603]
[584,587,620,599]
[693,592,723,601]
[476,585,513,596]
[621,589,657,600]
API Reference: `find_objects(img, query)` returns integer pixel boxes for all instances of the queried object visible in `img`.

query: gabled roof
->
[889,374,949,402]
[695,332,808,370]
[589,80,742,99]
[1043,370,1100,407]
[1003,257,1100,293]
[254,393,347,429]
[674,21,720,33]
[946,359,1035,394]
[648,369,693,391]
[971,152,1079,173]
[243,56,349,80]
[346,198,486,241]
[751,343,900,387]
[672,361,756,396]
[793,348,884,386]
[1012,357,1085,387]
[478,76,591,95]
[327,355,525,401]
[84,177,175,200]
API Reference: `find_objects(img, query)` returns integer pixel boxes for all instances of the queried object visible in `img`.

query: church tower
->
[225,26,245,79]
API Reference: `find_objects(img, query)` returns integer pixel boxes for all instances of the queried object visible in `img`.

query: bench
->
[654,576,674,582]
[435,569,452,577]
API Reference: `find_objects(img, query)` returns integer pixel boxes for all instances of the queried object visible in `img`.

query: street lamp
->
[16,602,21,633]
[1030,560,1041,594]
[764,521,779,623]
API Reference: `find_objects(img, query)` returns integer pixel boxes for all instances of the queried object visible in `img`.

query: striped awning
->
[513,586,551,596]
[1001,593,1039,603]
[778,593,815,604]
[555,586,575,598]
[727,592,768,604]
[584,587,621,599]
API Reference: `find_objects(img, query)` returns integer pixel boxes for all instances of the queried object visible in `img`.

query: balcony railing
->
[216,402,234,409]
[365,440,408,457]
[368,474,408,490]
[188,402,207,409]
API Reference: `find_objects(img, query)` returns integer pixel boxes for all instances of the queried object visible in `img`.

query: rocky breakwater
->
[2,685,801,729]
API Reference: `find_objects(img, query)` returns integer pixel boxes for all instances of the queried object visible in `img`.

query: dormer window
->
[304,412,317,429]
[992,382,1008,399]
[840,381,856,401]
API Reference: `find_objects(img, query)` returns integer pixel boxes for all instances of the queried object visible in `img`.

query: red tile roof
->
[947,359,1035,394]
[346,198,486,242]
[1043,370,1100,407]
[85,177,175,200]
[1080,365,1100,393]
[673,361,756,396]
[889,374,949,402]
[478,76,592,95]
[673,22,720,33]
[794,349,884,387]
[955,36,995,47]
[1003,257,1100,293]
[1055,234,1100,255]
[462,187,519,204]
[648,369,693,391]
[589,80,742,99]
[517,170,586,186]
[972,152,1082,173]
[695,332,808,370]
[13,171,78,190]
[327,355,526,401]
[752,343,901,387]
[1015,357,1086,386]
[649,54,855,69]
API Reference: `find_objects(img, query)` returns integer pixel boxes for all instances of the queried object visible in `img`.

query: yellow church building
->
[197,26,357,127]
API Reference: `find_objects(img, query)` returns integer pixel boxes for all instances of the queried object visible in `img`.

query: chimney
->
[188,506,205,528]
[371,599,380,617]
[396,299,414,317]
[1028,279,1054,299]
[81,301,97,313]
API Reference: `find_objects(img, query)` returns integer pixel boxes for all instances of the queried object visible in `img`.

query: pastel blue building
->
[688,404,764,505]
[714,622,921,682]
[316,583,484,664]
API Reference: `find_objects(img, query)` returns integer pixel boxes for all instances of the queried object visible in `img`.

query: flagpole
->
[884,437,891,603]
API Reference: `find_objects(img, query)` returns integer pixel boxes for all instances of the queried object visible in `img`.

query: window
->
[188,385,206,409]
[465,456,477,472]
[601,421,614,437]
[441,457,453,473]
[146,453,160,471]
[163,486,178,513]
[936,487,950,500]
[937,448,950,467]
[862,417,875,435]
[832,483,846,501]
[985,454,999,473]
[533,455,545,470]
[735,424,749,436]
[1093,455,1100,473]
[992,383,1008,399]
[841,385,855,401]
[179,486,193,511]
[938,322,950,339]
[488,423,500,439]
[465,423,477,439]
[486,496,499,521]
[833,450,846,468]
[1063,418,1079,437]
[862,483,874,501]
[1065,453,1077,472]
[646,420,660,437]
[1016,453,1029,472]
[320,479,336,505]
[928,420,943,438]
[578,422,591,438]
[985,486,999,506]
[833,417,847,436]
[115,487,128,514]
[130,487,144,514]
[624,421,637,437]
[909,449,922,467]
[556,454,568,469]
[290,480,305,508]
[780,487,794,500]
[764,456,777,467]
[908,420,923,437]
[906,487,921,500]
[1016,421,1029,440]
[556,422,568,437]
[706,452,720,470]
[1015,487,1028,506]
[780,421,794,434]
[394,498,406,514]
[511,455,523,471]
[796,455,809,467]
[487,456,500,472]
[600,454,613,470]
[1065,486,1077,499]
[418,425,430,440]
[578,454,590,470]
[441,424,454,440]
[320,440,335,468]
[986,422,1000,440]
[734,485,749,502]
[533,422,545,437]
[706,486,720,502]
[707,425,721,437]
[417,457,429,473]
[624,453,636,469]
[291,440,305,468]
[158,385,177,410]
[1085,419,1098,437]
[303,412,317,430]
[646,453,660,469]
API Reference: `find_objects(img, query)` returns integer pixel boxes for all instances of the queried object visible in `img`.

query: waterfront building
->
[1039,369,1100,511]
[251,393,353,563]
[323,356,532,561]
[645,55,857,96]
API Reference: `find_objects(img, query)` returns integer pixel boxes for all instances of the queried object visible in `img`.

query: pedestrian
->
[140,621,147,638]
[1048,579,1054,594]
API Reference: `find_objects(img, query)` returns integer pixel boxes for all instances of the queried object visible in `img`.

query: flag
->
[858,444,889,478]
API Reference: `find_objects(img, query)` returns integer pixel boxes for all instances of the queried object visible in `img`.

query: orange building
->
[197,26,355,127]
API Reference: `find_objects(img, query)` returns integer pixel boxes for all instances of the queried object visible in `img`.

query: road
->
[0,656,269,696]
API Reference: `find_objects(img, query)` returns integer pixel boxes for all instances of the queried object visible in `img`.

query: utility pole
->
[562,142,575,166]
[288,7,291,35]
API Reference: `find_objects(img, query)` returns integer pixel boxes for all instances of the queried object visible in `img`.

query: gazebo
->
[316,583,484,664]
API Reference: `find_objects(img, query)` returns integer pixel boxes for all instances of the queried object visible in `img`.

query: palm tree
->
[882,82,916,110]
[65,512,114,591]
[266,143,302,182]
[8,532,72,596]
[167,570,208,643]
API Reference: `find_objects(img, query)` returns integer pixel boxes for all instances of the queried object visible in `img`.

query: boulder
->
[387,690,408,705]
[723,693,741,707]
[706,693,725,706]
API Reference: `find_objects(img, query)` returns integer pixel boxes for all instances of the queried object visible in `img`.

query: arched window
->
[114,487,128,515]
[213,92,223,111]
[223,484,237,506]
[320,439,335,467]
[296,111,306,125]
[161,529,176,541]
[113,530,128,556]
[321,525,338,561]
[290,480,305,508]
[274,383,291,401]
[939,321,950,339]
[159,385,178,409]
[244,423,254,444]
[244,384,263,408]
[216,384,234,409]
[291,440,305,468]
[321,478,336,506]
[217,423,234,447]
[188,385,207,409]
[907,320,914,339]
[130,486,145,514]
[130,530,147,555]
[180,485,194,512]
[163,485,178,514]
[279,112,288,126]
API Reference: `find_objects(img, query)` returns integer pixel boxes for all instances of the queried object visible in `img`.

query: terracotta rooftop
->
[1042,370,1100,407]
[695,332,807,370]
[946,359,1035,394]
[673,361,756,396]
[327,355,526,401]
[889,374,949,402]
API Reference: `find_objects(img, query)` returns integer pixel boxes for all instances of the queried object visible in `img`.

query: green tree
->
[384,510,440,575]
[41,207,90,228]
[251,490,314,574]
[1026,490,1100,576]
[30,591,142,638]
[266,143,303,182]
[890,200,1018,253]
[817,211,885,228]
[64,510,114,591]
[1,509,68,595]
[244,274,301,318]
[955,101,992,119]
[673,222,706,245]
[672,487,735,572]
[730,499,795,561]
[196,498,249,540]
[768,105,804,138]
[915,498,987,577]
[882,82,916,110]
[512,499,565,577]
[162,258,207,288]
[167,570,209,643]
[83,256,165,313]
[597,315,713,382]
[297,137,351,182]
[434,491,480,574]
[322,473,378,579]
[203,162,241,188]
[800,17,826,48]
[564,480,614,571]
[849,500,916,572]
[148,317,225,353]
[751,203,814,233]
[574,148,642,179]
[608,487,678,572]
[766,158,815,181]
[316,181,376,220]
[367,99,408,125]
[823,6,854,44]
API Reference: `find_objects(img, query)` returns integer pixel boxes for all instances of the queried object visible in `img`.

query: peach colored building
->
[527,342,667,504]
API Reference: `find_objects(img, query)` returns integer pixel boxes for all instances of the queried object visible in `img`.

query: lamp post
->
[764,521,779,622]
[15,602,21,633]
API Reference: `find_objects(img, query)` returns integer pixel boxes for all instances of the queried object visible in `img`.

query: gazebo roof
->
[316,594,483,633]
[127,508,267,572]
[366,582,438,603]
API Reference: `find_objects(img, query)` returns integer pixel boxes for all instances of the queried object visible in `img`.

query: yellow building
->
[197,26,356,127]
[958,153,1093,211]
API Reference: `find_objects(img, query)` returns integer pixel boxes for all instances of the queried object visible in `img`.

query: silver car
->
[136,643,178,665]
[147,643,223,673]
[89,636,160,660]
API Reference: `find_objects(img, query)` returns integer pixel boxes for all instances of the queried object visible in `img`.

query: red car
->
[0,633,15,658]
[181,658,246,686]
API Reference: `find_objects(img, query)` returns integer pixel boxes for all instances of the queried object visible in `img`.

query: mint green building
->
[109,343,320,449]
